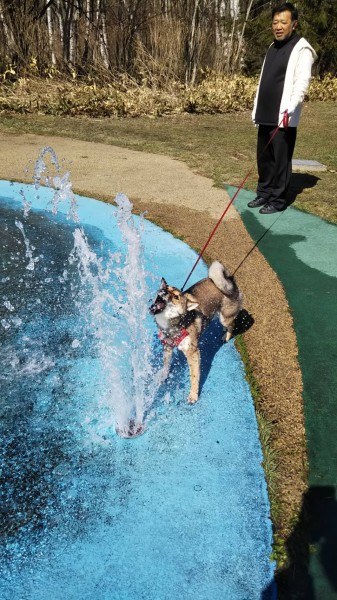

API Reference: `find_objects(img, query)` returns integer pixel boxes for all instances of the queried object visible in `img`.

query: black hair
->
[272,2,298,20]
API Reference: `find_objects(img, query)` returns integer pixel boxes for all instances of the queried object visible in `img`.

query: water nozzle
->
[116,419,146,439]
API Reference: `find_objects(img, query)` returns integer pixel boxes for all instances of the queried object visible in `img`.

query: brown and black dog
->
[150,261,243,403]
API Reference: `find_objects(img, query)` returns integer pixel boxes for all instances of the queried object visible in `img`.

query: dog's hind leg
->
[219,313,236,343]
[224,321,235,342]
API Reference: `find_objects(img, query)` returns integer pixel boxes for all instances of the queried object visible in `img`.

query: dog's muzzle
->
[149,293,167,315]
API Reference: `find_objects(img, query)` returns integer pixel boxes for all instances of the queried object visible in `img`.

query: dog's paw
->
[187,393,199,404]
[223,331,232,343]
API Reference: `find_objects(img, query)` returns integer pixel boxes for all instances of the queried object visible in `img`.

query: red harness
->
[158,327,189,348]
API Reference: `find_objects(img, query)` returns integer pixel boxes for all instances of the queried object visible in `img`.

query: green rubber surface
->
[228,186,337,599]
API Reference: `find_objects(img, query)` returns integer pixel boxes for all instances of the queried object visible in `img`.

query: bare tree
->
[46,2,56,65]
[0,0,264,80]
[231,0,253,72]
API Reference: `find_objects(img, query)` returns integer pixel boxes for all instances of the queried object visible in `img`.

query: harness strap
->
[158,327,189,348]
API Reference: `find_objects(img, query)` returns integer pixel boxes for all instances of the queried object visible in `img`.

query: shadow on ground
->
[262,486,337,600]
[199,309,254,393]
[287,173,321,205]
[149,308,255,411]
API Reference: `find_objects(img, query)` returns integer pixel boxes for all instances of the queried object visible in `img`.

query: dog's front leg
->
[159,346,173,383]
[183,347,200,404]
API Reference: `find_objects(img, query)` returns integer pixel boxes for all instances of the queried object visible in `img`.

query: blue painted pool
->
[0,180,276,599]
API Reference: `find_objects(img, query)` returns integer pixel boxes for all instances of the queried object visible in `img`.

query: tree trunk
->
[99,0,110,69]
[185,0,200,85]
[46,2,56,65]
[231,0,253,73]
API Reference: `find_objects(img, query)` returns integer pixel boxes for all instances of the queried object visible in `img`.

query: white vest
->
[252,37,317,127]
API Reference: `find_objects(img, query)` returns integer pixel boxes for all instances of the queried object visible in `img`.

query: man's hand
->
[281,102,297,116]
[282,109,289,128]
[280,104,297,128]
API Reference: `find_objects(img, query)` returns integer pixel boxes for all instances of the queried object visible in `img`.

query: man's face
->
[272,10,297,41]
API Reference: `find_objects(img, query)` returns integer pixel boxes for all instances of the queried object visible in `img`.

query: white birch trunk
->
[0,0,14,49]
[186,0,200,85]
[46,3,56,65]
[232,0,253,72]
[56,0,64,46]
[64,0,77,65]
[85,0,91,41]
[99,0,110,68]
[226,15,236,73]
[230,0,239,19]
[215,0,226,46]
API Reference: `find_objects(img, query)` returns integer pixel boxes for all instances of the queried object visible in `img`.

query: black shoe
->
[247,196,268,208]
[259,203,279,214]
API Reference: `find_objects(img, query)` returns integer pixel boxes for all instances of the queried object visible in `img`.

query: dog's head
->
[149,278,199,318]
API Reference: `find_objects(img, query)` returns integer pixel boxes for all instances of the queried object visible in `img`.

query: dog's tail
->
[208,261,236,295]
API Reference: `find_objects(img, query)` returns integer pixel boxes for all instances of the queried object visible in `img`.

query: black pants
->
[256,125,297,210]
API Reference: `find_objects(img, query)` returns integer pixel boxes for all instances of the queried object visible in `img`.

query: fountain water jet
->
[4,147,161,440]
[33,145,79,221]
[69,193,160,439]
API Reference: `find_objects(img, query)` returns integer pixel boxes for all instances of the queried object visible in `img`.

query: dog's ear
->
[184,293,199,311]
[160,278,167,289]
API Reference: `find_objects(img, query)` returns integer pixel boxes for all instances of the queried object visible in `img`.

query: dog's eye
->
[173,293,180,300]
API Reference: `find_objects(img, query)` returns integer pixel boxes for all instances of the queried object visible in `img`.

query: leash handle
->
[282,110,289,128]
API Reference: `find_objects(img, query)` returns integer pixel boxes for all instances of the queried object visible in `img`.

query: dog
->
[149,261,243,403]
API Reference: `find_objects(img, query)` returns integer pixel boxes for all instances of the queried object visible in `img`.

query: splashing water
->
[15,219,39,271]
[33,145,60,187]
[70,198,160,438]
[114,193,160,432]
[32,145,79,221]
[5,147,161,439]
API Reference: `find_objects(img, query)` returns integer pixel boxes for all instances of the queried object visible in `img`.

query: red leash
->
[181,112,288,291]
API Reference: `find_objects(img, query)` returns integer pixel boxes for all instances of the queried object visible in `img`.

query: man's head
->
[272,3,298,41]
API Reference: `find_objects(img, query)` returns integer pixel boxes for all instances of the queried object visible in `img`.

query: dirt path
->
[0,131,237,220]
[0,131,306,594]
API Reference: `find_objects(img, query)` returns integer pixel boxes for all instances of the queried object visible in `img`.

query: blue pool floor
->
[0,180,276,599]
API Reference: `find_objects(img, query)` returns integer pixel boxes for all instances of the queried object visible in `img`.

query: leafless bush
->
[1,73,334,119]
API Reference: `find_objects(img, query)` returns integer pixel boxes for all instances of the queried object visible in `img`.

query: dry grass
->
[1,73,336,118]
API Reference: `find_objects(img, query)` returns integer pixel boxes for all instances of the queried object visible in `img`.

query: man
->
[248,2,317,214]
